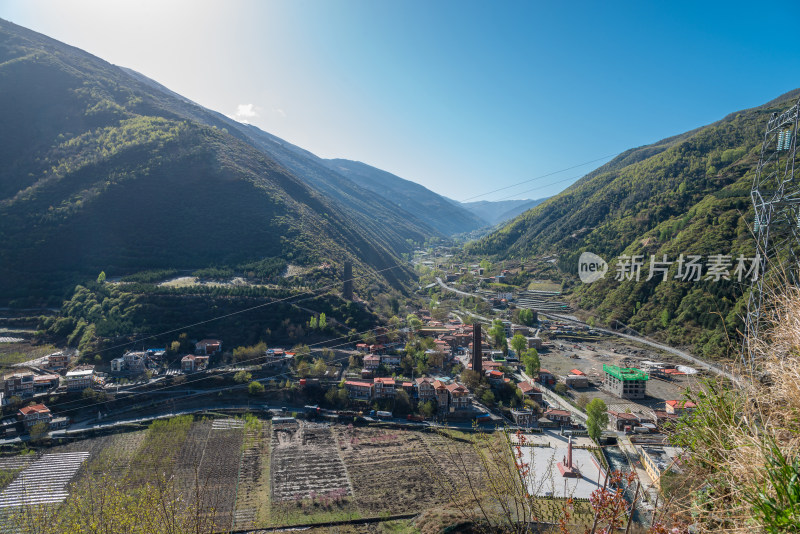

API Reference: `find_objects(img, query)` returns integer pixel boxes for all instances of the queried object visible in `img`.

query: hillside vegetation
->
[469,88,800,358]
[0,18,418,304]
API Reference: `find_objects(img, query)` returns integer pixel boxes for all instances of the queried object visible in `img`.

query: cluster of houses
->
[2,349,105,403]
[344,376,470,413]
[608,399,696,433]
[108,339,221,376]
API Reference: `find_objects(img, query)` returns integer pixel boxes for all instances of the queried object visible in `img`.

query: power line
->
[458,153,619,203]
[50,320,415,417]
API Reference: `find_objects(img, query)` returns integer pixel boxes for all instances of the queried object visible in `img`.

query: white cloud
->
[229,103,259,124]
[236,103,258,117]
[272,108,286,117]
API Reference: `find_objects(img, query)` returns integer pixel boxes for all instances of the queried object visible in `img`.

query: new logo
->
[578,252,607,283]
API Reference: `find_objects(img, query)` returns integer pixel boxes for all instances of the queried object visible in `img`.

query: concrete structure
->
[445,383,470,411]
[517,381,543,403]
[639,446,684,491]
[373,377,396,399]
[557,436,581,478]
[33,374,59,393]
[44,352,69,370]
[64,367,94,392]
[415,377,436,403]
[4,372,34,398]
[181,355,209,373]
[363,355,380,371]
[544,409,572,426]
[195,339,222,356]
[526,336,543,350]
[344,380,373,401]
[511,408,534,427]
[603,364,648,399]
[565,374,589,388]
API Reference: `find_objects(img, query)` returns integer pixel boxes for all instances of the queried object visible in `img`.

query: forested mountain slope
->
[469,88,800,357]
[0,18,415,303]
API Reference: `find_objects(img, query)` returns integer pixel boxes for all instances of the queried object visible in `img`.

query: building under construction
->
[603,364,648,399]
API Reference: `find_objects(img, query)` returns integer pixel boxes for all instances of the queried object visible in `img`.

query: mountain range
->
[0,18,525,304]
[470,89,800,358]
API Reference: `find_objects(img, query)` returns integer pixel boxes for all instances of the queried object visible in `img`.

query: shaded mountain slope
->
[322,158,488,234]
[460,198,548,227]
[0,18,413,302]
[119,68,473,239]
[469,88,800,358]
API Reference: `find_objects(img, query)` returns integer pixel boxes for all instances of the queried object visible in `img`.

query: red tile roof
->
[517,381,540,394]
[345,380,373,388]
[609,411,639,420]
[569,369,585,376]
[19,404,50,416]
[374,377,395,385]
[445,383,467,393]
[666,400,696,408]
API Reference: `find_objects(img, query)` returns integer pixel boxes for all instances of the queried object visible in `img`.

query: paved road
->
[517,370,587,424]
[435,277,739,384]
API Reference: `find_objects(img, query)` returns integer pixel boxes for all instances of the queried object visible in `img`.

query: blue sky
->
[2,0,800,202]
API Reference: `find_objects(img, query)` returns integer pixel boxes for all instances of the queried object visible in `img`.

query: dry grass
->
[671,285,800,533]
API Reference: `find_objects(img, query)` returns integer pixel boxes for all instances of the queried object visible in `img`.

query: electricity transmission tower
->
[744,95,800,368]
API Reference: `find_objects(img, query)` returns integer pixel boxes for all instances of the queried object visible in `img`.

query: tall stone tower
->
[472,323,482,373]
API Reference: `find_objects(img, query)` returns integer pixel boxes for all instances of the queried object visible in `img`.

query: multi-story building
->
[373,377,396,399]
[64,366,95,392]
[433,380,449,409]
[511,408,535,427]
[603,364,648,399]
[415,377,436,403]
[517,381,543,403]
[33,374,59,393]
[363,355,380,372]
[44,351,69,370]
[445,383,470,411]
[18,403,52,430]
[195,339,222,356]
[344,380,373,401]
[4,372,34,398]
[181,355,209,373]
[544,409,572,425]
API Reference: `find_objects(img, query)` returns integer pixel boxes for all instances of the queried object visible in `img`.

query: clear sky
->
[2,0,800,202]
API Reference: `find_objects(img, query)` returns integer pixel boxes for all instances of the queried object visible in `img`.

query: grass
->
[0,343,57,370]
[527,281,562,292]
[271,500,362,526]
[248,419,271,528]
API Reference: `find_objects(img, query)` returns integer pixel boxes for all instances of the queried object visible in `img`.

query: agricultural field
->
[0,416,523,532]
[0,342,59,371]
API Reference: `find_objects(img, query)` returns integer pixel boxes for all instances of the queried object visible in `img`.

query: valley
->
[0,7,796,534]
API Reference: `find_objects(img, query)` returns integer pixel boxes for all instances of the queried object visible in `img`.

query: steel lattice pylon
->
[744,96,800,368]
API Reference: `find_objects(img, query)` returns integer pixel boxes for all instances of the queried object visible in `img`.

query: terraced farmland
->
[0,416,497,531]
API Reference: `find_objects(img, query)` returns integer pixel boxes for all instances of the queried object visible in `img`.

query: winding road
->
[435,277,739,384]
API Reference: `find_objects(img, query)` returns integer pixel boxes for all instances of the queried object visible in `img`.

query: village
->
[0,287,703,522]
